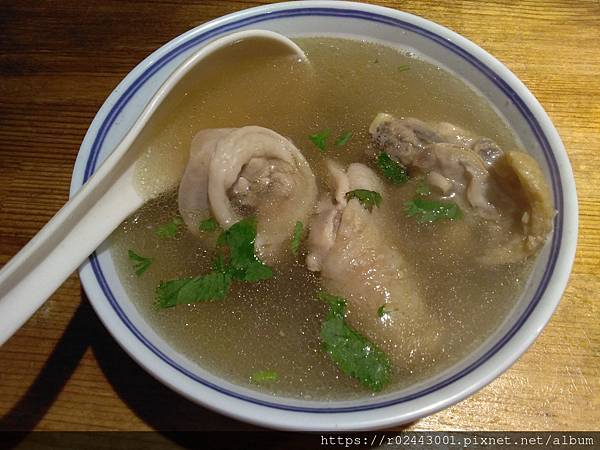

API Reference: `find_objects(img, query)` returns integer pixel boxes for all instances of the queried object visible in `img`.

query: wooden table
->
[1,0,598,435]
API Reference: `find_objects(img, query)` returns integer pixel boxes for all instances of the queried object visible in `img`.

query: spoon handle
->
[0,163,142,346]
[0,29,308,346]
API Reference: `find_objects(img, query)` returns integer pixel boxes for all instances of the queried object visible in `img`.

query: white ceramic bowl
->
[71,1,577,431]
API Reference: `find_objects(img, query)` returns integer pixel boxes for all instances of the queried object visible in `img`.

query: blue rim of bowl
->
[83,7,562,413]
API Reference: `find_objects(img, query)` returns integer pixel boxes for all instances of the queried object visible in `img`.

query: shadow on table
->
[0,291,413,448]
[0,294,257,441]
[0,299,91,432]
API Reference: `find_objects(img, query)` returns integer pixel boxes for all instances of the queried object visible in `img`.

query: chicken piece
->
[478,151,555,264]
[178,128,233,225]
[369,113,444,166]
[305,197,342,272]
[415,143,498,219]
[326,160,350,207]
[370,114,500,217]
[306,161,384,271]
[472,137,504,167]
[305,161,348,272]
[369,113,554,263]
[307,162,440,368]
[432,121,475,147]
[178,126,318,264]
[370,112,504,167]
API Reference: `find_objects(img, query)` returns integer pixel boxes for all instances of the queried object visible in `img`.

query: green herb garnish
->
[377,305,386,318]
[212,253,227,273]
[398,64,410,72]
[405,198,462,223]
[309,129,331,152]
[345,189,382,212]
[317,292,391,392]
[177,271,232,304]
[155,216,183,238]
[155,278,193,307]
[199,217,218,232]
[291,221,304,256]
[377,152,409,185]
[335,131,353,147]
[241,261,274,282]
[415,178,431,196]
[250,370,279,384]
[128,250,153,276]
[155,217,272,308]
[217,217,273,282]
[156,272,232,308]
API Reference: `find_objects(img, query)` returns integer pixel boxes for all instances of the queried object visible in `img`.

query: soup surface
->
[110,37,536,399]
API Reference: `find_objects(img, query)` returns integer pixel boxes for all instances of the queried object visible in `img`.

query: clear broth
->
[110,38,530,399]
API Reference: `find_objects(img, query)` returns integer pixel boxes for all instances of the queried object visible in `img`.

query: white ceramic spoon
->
[0,30,307,346]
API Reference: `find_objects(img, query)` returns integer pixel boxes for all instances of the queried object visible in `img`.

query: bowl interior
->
[72,2,573,428]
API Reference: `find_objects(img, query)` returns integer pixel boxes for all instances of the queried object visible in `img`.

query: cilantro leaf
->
[335,131,353,147]
[156,222,178,238]
[212,253,227,273]
[155,216,183,238]
[345,189,382,212]
[291,221,304,256]
[377,152,409,185]
[217,218,256,264]
[217,217,272,281]
[398,64,410,72]
[309,129,330,152]
[250,370,279,383]
[128,250,153,276]
[156,272,232,308]
[405,198,462,223]
[317,292,391,392]
[242,261,274,282]
[177,271,232,303]
[155,277,192,308]
[199,217,218,232]
[155,217,272,309]
[377,305,386,318]
[415,178,431,196]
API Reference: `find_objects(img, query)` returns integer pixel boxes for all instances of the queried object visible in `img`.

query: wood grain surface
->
[0,0,598,437]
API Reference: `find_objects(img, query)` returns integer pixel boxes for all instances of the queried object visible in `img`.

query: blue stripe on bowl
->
[83,7,563,413]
